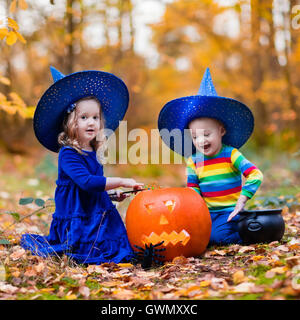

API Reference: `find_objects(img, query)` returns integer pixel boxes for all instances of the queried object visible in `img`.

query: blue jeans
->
[208,210,242,246]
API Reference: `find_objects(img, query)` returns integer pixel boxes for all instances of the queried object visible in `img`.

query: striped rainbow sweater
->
[186,144,263,213]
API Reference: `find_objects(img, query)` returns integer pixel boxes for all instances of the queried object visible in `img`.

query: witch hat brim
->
[34,67,129,152]
[158,68,254,157]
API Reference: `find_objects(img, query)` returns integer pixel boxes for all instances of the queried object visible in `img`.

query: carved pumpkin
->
[125,187,212,262]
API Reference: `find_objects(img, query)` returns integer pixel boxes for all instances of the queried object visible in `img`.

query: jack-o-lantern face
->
[125,187,212,262]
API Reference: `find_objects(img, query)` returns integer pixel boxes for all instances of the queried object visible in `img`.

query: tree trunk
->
[251,0,268,146]
[66,0,74,74]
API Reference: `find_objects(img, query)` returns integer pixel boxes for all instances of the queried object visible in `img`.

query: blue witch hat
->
[34,66,129,152]
[158,68,254,157]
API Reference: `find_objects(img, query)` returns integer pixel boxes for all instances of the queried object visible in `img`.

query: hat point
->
[197,67,218,97]
[50,66,65,83]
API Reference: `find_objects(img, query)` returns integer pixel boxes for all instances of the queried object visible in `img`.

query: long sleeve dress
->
[21,146,134,264]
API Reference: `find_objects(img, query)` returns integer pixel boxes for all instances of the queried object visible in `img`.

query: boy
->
[158,68,263,245]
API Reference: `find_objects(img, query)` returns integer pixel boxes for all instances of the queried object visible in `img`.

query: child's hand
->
[227,195,249,222]
[108,189,130,202]
[120,178,144,189]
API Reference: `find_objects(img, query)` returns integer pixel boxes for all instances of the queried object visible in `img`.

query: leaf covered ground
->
[0,200,299,301]
[0,151,299,300]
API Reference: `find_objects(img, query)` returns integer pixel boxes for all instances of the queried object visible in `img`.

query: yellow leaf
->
[19,0,28,10]
[0,28,9,40]
[9,0,17,13]
[117,263,134,268]
[0,76,11,86]
[269,266,287,274]
[40,288,55,293]
[0,264,6,281]
[199,280,211,287]
[9,92,26,106]
[0,93,7,101]
[233,270,249,284]
[65,294,77,300]
[7,18,19,31]
[15,30,26,44]
[6,31,17,46]
[18,106,35,119]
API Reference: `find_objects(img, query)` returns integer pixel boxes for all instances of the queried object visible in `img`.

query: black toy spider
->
[132,241,166,270]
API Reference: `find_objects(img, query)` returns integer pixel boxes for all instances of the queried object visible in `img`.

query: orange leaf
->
[117,263,134,268]
[172,255,188,265]
[24,266,37,277]
[112,289,135,299]
[19,0,28,10]
[251,255,265,261]
[9,0,17,13]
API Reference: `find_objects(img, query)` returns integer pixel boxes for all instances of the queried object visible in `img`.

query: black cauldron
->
[237,209,285,244]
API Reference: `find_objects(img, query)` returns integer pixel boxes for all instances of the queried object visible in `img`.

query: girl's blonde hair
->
[58,96,107,163]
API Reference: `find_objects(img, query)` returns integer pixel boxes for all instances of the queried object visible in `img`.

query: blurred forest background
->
[0,0,300,213]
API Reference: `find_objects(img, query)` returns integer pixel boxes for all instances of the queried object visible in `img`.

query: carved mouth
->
[142,229,191,246]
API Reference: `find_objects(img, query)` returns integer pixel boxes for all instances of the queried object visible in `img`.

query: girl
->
[21,66,143,264]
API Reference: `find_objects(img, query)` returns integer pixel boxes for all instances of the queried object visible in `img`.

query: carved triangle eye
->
[163,200,175,212]
[145,203,154,213]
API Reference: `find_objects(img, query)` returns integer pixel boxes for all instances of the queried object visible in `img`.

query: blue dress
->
[21,146,134,264]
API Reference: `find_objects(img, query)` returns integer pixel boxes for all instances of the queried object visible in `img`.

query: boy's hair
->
[58,96,107,162]
[188,117,225,129]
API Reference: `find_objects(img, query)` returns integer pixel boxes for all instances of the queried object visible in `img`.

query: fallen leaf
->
[285,256,300,268]
[213,249,227,256]
[34,262,46,274]
[117,263,134,268]
[233,282,256,293]
[65,293,77,300]
[276,245,289,252]
[199,280,211,287]
[233,270,248,284]
[112,289,135,300]
[265,270,275,279]
[0,282,18,294]
[269,266,288,275]
[238,246,255,254]
[24,266,37,277]
[79,285,90,298]
[172,256,188,264]
[251,255,265,261]
[39,288,55,293]
[10,248,25,261]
